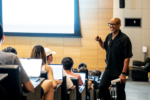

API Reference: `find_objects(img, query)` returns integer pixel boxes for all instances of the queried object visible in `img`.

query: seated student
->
[44,48,74,89]
[2,47,17,55]
[3,46,54,100]
[79,67,93,90]
[30,45,61,88]
[78,63,87,69]
[0,24,34,92]
[44,48,55,64]
[61,57,83,86]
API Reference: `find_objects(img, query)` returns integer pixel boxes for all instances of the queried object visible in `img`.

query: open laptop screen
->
[88,76,98,83]
[48,64,63,80]
[20,59,42,77]
[74,73,85,84]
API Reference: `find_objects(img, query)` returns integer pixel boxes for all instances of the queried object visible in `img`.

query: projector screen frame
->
[0,0,82,38]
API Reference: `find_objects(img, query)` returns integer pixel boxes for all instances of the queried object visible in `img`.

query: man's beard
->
[112,28,118,34]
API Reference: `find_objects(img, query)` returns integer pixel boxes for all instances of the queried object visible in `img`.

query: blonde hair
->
[30,45,46,65]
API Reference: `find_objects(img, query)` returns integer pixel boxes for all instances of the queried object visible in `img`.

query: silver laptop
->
[48,64,63,81]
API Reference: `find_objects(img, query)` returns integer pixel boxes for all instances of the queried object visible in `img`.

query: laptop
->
[20,59,42,86]
[48,64,63,82]
[88,76,99,83]
[74,73,86,84]
[73,73,86,93]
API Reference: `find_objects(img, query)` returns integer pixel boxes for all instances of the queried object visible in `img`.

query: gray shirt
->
[0,51,29,84]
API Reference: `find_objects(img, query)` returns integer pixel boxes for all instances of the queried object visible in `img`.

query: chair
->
[133,57,150,67]
[40,71,48,79]
[61,76,76,100]
[61,76,68,100]
[54,84,61,100]
[0,65,42,100]
[71,77,86,100]
[85,79,94,100]
[0,85,8,100]
[40,71,62,100]
[132,60,150,81]
[132,68,149,81]
[89,77,100,100]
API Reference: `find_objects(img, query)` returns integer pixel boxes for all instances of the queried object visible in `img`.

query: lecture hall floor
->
[125,81,150,100]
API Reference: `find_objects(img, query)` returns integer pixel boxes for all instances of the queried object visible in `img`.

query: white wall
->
[113,0,150,66]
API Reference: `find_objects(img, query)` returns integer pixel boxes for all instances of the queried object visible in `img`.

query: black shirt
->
[104,30,133,77]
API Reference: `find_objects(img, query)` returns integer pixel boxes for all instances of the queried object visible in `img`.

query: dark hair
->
[2,47,17,55]
[72,68,78,73]
[46,54,52,61]
[79,67,88,79]
[78,63,87,69]
[0,24,3,41]
[61,57,74,70]
[30,45,46,65]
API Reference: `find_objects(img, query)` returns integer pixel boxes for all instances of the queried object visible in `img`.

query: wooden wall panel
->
[14,37,30,45]
[80,8,98,19]
[1,0,113,71]
[98,49,106,59]
[16,45,31,58]
[31,37,47,47]
[47,38,63,46]
[64,47,80,58]
[81,48,97,58]
[98,9,113,19]
[72,58,81,68]
[81,29,98,39]
[80,19,98,29]
[99,0,113,8]
[45,46,64,58]
[64,38,81,47]
[0,44,15,51]
[2,36,15,45]
[98,59,106,68]
[81,39,97,49]
[81,58,98,69]
[79,0,98,9]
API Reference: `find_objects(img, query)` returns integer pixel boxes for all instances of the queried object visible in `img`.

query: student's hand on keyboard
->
[56,79,62,85]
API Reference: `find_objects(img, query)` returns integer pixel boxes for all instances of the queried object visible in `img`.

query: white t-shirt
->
[63,70,74,89]
[41,65,73,89]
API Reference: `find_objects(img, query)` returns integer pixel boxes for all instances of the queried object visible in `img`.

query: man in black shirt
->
[95,18,133,100]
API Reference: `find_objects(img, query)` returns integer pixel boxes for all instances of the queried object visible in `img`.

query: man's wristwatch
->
[121,72,126,76]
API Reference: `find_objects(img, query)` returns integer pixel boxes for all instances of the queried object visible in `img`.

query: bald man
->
[95,18,133,100]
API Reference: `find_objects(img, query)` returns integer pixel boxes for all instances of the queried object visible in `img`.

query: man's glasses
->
[108,23,119,27]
